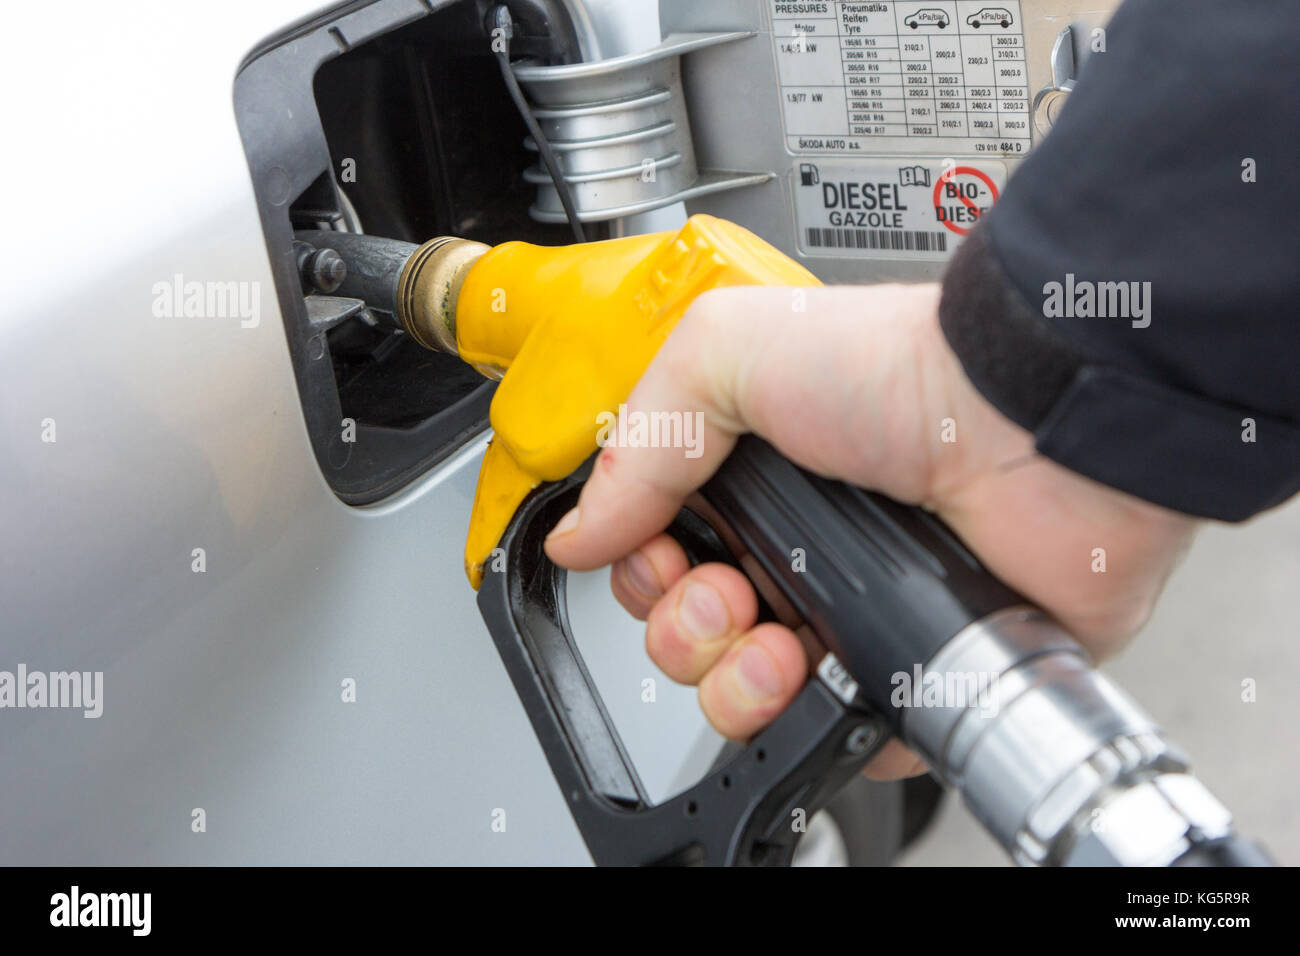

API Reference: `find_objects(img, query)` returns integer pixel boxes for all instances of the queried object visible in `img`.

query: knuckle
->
[664,289,757,426]
[674,288,745,353]
[644,606,703,683]
[682,286,738,327]
[697,678,743,741]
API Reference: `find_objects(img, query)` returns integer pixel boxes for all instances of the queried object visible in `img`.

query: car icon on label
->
[966,7,1014,28]
[904,8,950,29]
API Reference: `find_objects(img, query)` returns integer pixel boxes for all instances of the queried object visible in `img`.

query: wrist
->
[914,292,1036,506]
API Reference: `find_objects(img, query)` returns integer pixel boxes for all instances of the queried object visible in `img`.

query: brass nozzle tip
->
[396,236,490,354]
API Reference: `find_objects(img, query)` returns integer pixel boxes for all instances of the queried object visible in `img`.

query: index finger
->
[543,290,757,570]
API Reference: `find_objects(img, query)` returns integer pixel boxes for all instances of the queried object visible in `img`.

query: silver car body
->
[2,0,723,864]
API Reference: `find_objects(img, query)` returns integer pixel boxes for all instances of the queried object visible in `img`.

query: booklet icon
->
[899,165,931,187]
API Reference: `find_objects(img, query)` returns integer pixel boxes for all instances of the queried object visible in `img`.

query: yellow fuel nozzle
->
[397,214,822,589]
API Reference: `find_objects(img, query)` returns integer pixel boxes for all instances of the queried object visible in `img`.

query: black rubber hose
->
[294,230,417,317]
[1172,837,1274,867]
[491,6,586,243]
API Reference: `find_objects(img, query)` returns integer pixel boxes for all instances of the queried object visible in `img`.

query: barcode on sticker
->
[805,227,948,254]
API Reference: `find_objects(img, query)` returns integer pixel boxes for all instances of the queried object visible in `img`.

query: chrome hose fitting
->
[903,607,1237,866]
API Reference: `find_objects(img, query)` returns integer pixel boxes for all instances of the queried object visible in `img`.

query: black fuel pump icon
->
[799,163,820,186]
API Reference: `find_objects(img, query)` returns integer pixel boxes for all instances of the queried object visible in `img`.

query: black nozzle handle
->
[476,458,889,866]
[701,435,1024,725]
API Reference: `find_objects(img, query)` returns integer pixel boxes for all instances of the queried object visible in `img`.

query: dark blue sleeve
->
[939,0,1300,520]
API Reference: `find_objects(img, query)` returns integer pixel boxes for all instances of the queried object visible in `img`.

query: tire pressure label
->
[793,157,1006,259]
[770,1,1030,156]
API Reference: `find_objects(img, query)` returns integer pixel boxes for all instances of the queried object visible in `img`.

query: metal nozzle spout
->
[396,236,490,356]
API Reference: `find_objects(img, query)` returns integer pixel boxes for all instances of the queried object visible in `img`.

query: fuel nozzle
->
[299,216,821,587]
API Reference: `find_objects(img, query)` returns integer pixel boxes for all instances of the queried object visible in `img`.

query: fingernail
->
[547,506,580,541]
[624,551,662,599]
[676,581,729,642]
[735,643,784,701]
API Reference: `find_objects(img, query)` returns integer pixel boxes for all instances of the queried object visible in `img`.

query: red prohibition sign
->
[933,166,1000,236]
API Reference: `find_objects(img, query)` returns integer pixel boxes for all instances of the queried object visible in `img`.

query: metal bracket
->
[510,32,775,223]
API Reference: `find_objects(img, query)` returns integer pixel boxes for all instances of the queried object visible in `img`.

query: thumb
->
[543,290,762,571]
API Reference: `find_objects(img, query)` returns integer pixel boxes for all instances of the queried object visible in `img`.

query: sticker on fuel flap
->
[793,158,1005,259]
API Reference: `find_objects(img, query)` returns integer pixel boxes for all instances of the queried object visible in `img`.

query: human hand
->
[544,283,1197,778]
